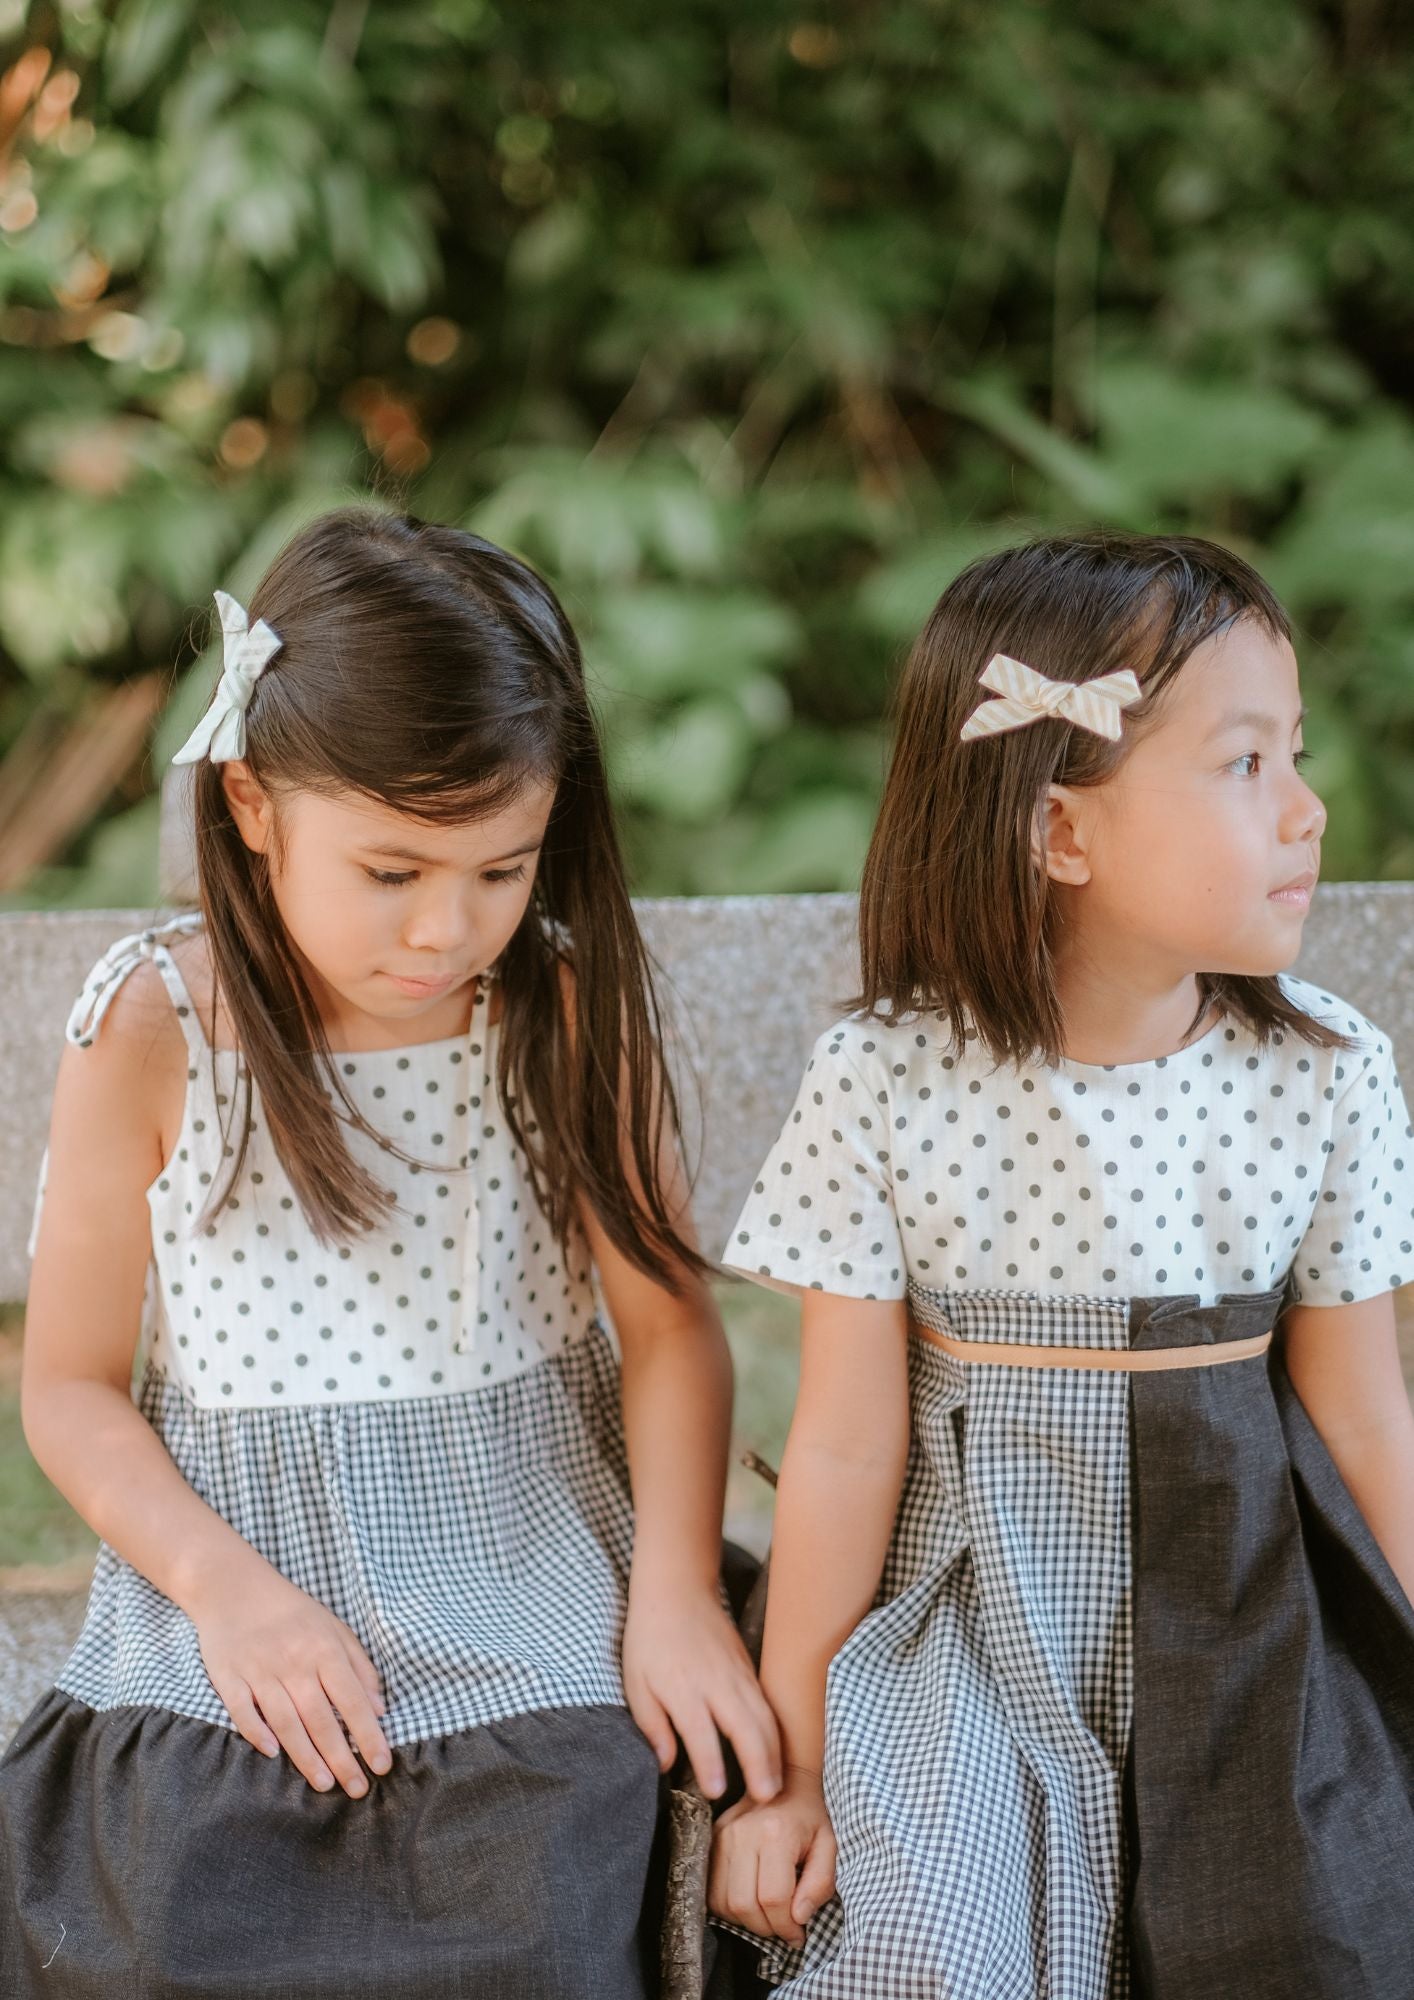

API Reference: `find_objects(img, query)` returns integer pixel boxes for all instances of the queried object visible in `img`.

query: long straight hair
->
[856,530,1349,1064]
[190,508,702,1289]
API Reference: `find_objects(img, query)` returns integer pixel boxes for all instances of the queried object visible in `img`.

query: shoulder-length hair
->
[856,530,1348,1064]
[190,507,701,1289]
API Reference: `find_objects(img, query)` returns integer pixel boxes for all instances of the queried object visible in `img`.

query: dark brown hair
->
[190,507,701,1289]
[856,529,1347,1064]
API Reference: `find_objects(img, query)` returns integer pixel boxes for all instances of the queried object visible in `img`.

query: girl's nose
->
[1289,777,1326,845]
[402,890,472,956]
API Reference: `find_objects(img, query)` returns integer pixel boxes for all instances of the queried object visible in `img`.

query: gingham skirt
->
[732,1285,1414,2000]
[0,1324,664,1997]
[42,1322,635,1741]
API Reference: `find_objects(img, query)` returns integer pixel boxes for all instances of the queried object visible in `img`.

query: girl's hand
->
[622,1583,782,1804]
[708,1765,836,1944]
[194,1563,393,1797]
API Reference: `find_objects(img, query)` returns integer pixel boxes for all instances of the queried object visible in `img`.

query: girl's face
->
[222,767,556,1044]
[1044,618,1326,980]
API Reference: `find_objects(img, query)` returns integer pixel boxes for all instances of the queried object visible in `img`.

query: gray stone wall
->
[4,884,1414,1300]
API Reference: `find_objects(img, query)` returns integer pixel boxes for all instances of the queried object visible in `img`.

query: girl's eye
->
[363,861,529,888]
[1293,746,1312,768]
[1229,752,1260,777]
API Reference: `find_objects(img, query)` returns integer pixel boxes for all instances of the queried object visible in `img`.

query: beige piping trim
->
[912,1324,1273,1373]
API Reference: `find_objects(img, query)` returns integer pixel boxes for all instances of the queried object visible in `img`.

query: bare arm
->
[1283,1293,1414,1607]
[758,1290,912,1774]
[23,969,390,1795]
[22,971,259,1617]
[578,1112,781,1804]
[585,1178,734,1606]
[710,1288,910,1942]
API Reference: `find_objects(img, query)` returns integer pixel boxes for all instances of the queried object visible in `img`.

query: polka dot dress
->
[721,983,1414,2000]
[42,919,637,1750]
[729,978,1414,1308]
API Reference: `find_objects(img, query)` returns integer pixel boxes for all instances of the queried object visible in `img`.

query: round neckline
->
[1053,1012,1232,1076]
[328,1028,481,1061]
[325,980,493,1058]
[202,1030,485,1061]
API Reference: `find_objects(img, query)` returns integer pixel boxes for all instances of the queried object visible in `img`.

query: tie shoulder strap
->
[67,913,209,1055]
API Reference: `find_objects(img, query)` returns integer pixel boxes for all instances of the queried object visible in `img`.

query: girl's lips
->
[382,971,458,996]
[1269,877,1315,909]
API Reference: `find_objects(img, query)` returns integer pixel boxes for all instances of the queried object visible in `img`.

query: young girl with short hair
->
[711,532,1414,1998]
[0,508,779,1998]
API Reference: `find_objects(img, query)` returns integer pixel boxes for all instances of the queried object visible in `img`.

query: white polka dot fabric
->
[726,977,1414,1310]
[43,918,638,1743]
[64,919,600,1409]
[718,981,1414,1999]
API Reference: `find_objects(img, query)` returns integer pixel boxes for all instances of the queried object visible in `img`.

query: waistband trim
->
[912,1324,1273,1373]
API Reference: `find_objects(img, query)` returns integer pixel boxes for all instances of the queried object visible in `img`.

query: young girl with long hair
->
[710,531,1414,1998]
[0,508,780,1998]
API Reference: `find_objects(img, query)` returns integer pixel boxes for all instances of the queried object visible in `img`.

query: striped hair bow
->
[959,654,1143,743]
[171,590,283,766]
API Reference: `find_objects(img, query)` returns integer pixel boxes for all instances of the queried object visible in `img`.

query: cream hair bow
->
[960,654,1142,743]
[171,590,283,766]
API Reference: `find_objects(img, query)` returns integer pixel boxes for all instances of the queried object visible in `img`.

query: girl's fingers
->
[322,1655,393,1777]
[706,1826,730,1918]
[712,1686,783,1803]
[757,1842,807,1946]
[218,1675,279,1758]
[249,1681,336,1793]
[290,1677,370,1798]
[675,1700,726,1800]
[792,1825,838,1925]
[724,1832,773,1938]
[625,1681,677,1774]
[342,1633,387,1718]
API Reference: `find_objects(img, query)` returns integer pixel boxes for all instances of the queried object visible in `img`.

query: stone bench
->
[5,882,1414,1744]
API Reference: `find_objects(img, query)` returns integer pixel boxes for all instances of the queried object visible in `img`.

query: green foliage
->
[3,0,1414,903]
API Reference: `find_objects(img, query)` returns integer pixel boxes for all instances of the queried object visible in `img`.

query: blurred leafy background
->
[3,0,1414,916]
[6,0,1414,1569]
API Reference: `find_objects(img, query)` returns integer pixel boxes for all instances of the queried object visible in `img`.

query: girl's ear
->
[1035,784,1093,887]
[220,761,276,856]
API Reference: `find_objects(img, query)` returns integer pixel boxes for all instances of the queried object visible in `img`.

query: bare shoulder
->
[31,959,183,1387]
[45,961,182,1206]
[68,956,187,1089]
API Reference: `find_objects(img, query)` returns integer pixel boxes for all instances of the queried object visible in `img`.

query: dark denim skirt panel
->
[0,1694,662,1999]
[727,1284,1414,1998]
[1128,1292,1414,1998]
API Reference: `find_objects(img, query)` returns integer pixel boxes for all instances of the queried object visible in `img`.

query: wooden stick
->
[661,1779,713,2000]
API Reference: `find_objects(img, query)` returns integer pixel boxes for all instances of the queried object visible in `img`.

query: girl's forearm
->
[23,1376,276,1620]
[759,1433,908,1774]
[620,1309,734,1597]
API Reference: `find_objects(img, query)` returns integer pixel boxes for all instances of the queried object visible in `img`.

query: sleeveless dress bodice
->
[31,916,638,1749]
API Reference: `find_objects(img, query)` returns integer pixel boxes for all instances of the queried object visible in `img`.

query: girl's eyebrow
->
[360,839,543,866]
[1204,703,1309,742]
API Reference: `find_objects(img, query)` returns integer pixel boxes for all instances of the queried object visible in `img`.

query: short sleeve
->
[1291,1024,1414,1305]
[722,1023,905,1301]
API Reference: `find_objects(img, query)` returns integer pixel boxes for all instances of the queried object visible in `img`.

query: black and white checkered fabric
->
[56,1324,636,1747]
[730,1285,1134,1999]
